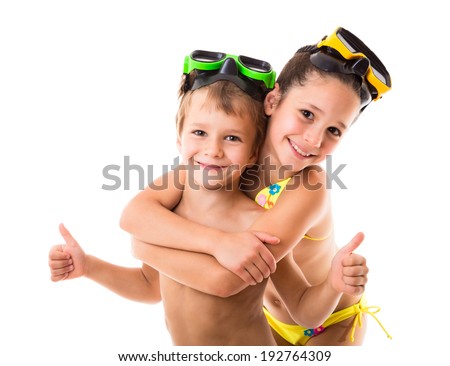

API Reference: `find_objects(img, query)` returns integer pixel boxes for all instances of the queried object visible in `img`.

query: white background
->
[1,1,448,365]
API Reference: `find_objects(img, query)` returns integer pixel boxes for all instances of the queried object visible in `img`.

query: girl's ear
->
[264,83,280,116]
[176,135,182,153]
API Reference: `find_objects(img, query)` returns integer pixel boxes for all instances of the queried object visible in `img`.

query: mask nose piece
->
[218,58,239,76]
[350,57,370,78]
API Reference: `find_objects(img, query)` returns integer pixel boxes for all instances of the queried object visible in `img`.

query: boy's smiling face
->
[177,89,258,190]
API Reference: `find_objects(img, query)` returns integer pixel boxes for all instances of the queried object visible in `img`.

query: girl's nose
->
[304,128,322,148]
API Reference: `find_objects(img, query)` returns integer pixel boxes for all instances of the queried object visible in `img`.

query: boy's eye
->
[193,130,206,136]
[328,127,341,137]
[225,135,242,142]
[301,110,314,120]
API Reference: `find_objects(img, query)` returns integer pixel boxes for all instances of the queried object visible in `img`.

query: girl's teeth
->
[290,140,311,157]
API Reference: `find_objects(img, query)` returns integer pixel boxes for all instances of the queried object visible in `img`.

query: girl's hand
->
[329,232,368,296]
[213,231,280,285]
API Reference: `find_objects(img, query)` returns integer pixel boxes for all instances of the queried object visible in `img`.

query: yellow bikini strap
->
[350,304,392,342]
[303,233,331,241]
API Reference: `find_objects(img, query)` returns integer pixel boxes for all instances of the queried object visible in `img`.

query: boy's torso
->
[161,189,275,345]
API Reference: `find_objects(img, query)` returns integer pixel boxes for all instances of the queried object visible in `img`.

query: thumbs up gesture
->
[329,232,368,296]
[48,224,87,281]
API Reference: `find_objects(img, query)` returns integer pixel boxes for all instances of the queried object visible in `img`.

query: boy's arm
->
[131,238,247,297]
[84,257,161,304]
[120,167,232,252]
[121,166,329,293]
[269,233,367,328]
[49,224,161,304]
[120,167,279,284]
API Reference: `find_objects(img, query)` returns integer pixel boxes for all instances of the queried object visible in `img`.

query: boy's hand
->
[329,232,368,296]
[214,231,280,286]
[48,224,88,281]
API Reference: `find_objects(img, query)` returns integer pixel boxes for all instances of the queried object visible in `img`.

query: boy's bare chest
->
[173,200,260,233]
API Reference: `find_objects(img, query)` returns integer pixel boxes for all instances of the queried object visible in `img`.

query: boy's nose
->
[204,139,223,157]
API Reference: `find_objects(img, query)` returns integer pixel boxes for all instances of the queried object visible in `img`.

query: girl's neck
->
[241,162,295,201]
[257,152,296,183]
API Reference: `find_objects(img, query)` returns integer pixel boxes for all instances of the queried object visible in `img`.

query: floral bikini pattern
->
[255,178,291,210]
[303,326,325,338]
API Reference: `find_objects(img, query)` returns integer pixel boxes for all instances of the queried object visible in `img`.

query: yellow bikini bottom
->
[263,294,392,345]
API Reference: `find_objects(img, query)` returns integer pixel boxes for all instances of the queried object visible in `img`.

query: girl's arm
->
[123,166,329,292]
[129,168,328,299]
[247,168,330,262]
[269,233,367,328]
[131,238,247,297]
[124,166,331,299]
[269,254,339,329]
[120,167,278,284]
[49,224,161,304]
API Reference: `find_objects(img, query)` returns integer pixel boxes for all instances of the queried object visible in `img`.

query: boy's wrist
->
[84,254,95,279]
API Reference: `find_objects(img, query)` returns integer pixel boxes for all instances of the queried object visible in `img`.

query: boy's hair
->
[276,51,367,108]
[176,76,267,153]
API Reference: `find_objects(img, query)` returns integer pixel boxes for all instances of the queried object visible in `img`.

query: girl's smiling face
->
[261,73,361,174]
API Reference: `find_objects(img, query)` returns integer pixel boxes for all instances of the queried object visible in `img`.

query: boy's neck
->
[181,179,245,214]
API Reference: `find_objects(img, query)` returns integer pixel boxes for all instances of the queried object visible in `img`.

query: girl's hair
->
[176,77,267,153]
[276,51,367,107]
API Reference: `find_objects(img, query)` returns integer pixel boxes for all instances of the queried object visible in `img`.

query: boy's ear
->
[264,83,280,116]
[249,147,259,165]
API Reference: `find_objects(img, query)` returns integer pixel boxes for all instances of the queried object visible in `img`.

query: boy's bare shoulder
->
[234,193,265,229]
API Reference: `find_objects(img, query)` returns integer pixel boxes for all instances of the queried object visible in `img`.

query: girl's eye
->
[328,127,342,137]
[225,135,242,142]
[301,110,314,120]
[193,130,206,136]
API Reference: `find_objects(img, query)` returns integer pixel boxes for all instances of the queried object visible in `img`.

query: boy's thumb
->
[59,223,77,247]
